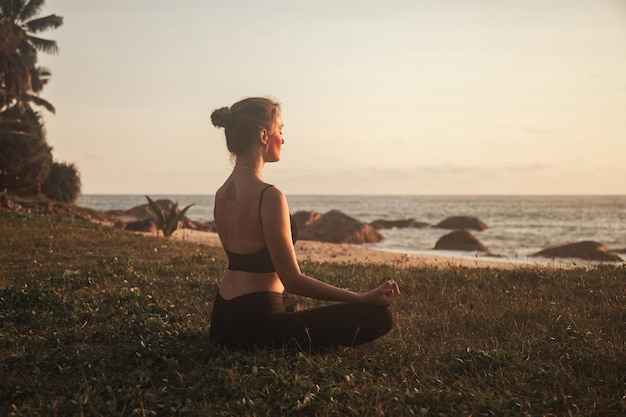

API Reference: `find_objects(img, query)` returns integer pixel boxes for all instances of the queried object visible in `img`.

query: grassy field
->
[1,207,624,416]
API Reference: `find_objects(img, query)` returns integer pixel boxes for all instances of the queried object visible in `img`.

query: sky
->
[37,0,626,195]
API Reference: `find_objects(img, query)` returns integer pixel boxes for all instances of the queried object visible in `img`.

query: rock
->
[370,218,429,230]
[124,218,157,234]
[612,247,626,254]
[292,210,323,232]
[298,210,384,244]
[180,218,215,232]
[434,229,490,253]
[0,194,21,211]
[435,216,488,231]
[123,199,176,219]
[195,220,217,232]
[0,194,107,222]
[114,219,127,229]
[532,241,623,262]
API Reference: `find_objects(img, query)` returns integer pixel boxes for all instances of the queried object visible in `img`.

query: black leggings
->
[209,291,393,352]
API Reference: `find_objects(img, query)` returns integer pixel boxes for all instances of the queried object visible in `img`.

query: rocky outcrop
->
[124,218,157,234]
[292,210,323,232]
[111,199,175,219]
[108,199,212,231]
[434,229,490,253]
[193,220,216,232]
[298,210,384,244]
[0,194,108,222]
[435,216,488,231]
[370,218,429,230]
[180,217,215,232]
[532,241,623,262]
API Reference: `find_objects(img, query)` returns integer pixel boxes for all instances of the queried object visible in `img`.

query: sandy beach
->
[168,229,552,269]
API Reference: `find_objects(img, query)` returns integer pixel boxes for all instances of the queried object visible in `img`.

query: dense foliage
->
[0,0,62,110]
[0,0,80,202]
[0,105,51,194]
[1,207,624,416]
[43,161,81,203]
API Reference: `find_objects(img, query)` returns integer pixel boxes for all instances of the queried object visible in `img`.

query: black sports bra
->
[225,185,298,273]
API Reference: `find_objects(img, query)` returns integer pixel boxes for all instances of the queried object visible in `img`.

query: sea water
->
[77,194,626,263]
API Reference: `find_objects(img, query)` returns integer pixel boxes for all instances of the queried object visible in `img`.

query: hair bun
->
[211,107,232,128]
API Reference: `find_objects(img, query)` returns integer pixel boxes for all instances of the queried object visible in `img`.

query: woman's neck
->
[234,157,264,178]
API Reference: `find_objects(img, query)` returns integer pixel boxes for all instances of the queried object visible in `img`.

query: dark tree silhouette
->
[0,0,63,111]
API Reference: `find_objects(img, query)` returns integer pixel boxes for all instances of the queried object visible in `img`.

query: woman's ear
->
[259,129,268,144]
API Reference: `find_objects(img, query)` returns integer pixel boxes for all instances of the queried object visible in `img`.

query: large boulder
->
[370,218,429,230]
[121,199,176,219]
[434,229,490,253]
[124,218,157,234]
[292,210,323,232]
[532,241,623,262]
[193,220,216,232]
[180,217,215,232]
[298,210,384,244]
[435,216,488,231]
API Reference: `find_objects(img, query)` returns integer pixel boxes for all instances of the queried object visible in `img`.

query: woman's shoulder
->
[260,183,288,210]
[262,182,285,198]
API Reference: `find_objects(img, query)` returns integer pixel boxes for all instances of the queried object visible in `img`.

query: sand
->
[168,229,549,269]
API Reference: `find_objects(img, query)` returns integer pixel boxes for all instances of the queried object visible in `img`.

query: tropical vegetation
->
[146,195,195,238]
[0,0,81,202]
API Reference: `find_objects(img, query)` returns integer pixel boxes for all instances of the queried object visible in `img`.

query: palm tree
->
[0,105,52,195]
[0,0,63,111]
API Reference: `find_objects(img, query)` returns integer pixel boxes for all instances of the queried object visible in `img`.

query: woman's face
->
[264,112,284,162]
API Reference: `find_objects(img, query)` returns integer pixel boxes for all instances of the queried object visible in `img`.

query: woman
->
[209,97,400,351]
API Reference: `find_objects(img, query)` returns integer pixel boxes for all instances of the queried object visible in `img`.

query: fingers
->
[385,279,400,294]
[381,279,400,302]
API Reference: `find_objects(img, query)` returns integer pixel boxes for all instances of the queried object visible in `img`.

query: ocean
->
[76,194,626,264]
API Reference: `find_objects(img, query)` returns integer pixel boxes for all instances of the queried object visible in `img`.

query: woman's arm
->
[261,187,399,306]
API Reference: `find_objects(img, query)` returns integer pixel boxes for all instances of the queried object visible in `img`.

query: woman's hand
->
[359,280,400,306]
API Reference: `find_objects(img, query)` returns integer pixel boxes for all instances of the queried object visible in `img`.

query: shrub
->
[145,195,193,237]
[43,161,81,203]
[0,107,52,195]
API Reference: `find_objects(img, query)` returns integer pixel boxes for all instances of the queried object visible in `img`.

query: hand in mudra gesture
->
[360,280,400,306]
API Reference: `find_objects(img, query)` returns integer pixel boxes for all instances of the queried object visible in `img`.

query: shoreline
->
[167,229,574,269]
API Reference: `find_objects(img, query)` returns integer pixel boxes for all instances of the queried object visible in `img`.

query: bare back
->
[213,172,285,299]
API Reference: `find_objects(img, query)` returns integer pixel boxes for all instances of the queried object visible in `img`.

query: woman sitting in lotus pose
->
[208,96,400,351]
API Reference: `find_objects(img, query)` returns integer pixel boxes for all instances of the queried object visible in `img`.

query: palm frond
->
[28,66,49,92]
[37,66,51,77]
[26,35,58,54]
[0,1,10,17]
[25,14,63,34]
[19,0,44,21]
[25,93,54,113]
[0,0,26,19]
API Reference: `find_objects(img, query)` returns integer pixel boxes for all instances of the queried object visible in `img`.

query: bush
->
[145,195,194,237]
[43,161,81,203]
[0,135,53,195]
[0,107,52,195]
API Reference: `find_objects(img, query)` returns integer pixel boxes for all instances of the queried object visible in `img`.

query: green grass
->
[1,207,624,416]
